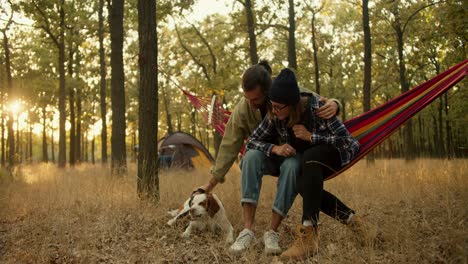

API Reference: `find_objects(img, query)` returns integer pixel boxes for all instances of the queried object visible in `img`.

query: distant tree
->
[237,0,259,65]
[305,1,324,94]
[0,2,15,169]
[26,0,67,167]
[287,0,297,70]
[99,0,108,164]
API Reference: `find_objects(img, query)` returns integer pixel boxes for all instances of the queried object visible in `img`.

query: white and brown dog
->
[167,189,234,243]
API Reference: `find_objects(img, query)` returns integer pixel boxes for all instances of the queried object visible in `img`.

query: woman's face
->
[270,101,291,120]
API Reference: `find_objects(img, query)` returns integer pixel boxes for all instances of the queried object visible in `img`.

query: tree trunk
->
[362,0,371,113]
[81,130,85,162]
[0,63,4,167]
[16,128,21,163]
[137,0,159,201]
[131,130,137,162]
[311,11,320,94]
[161,84,173,134]
[1,107,4,167]
[42,107,48,162]
[2,31,15,168]
[99,0,108,164]
[76,88,82,163]
[395,17,414,160]
[244,0,258,65]
[444,93,452,159]
[75,52,82,164]
[109,0,127,175]
[190,108,196,136]
[91,137,95,164]
[437,97,444,156]
[58,0,67,168]
[51,127,55,163]
[84,132,88,162]
[176,112,182,131]
[287,0,297,70]
[28,122,33,162]
[68,43,76,166]
[362,0,374,162]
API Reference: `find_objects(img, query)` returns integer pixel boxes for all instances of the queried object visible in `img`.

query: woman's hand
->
[292,125,312,142]
[272,144,296,157]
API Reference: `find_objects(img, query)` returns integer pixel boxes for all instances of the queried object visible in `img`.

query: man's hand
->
[317,97,338,119]
[272,144,296,157]
[195,177,218,193]
[292,125,312,141]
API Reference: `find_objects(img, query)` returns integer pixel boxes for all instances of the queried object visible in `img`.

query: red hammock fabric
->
[182,60,467,179]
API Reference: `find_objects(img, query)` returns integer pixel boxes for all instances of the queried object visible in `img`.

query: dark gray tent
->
[158,132,214,169]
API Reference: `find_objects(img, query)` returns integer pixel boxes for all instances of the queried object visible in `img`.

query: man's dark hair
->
[242,60,272,93]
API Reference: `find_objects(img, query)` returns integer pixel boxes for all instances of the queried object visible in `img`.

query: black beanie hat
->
[269,68,300,105]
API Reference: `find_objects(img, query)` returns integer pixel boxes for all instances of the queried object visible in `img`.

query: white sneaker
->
[229,229,255,254]
[263,229,282,255]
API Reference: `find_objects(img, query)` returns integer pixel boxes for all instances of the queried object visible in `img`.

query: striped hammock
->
[182,60,467,179]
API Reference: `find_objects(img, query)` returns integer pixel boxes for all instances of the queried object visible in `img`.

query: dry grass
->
[0,159,467,263]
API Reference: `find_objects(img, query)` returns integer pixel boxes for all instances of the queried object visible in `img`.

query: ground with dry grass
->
[0,159,467,263]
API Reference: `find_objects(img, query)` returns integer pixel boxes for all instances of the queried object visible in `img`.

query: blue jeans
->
[240,149,301,217]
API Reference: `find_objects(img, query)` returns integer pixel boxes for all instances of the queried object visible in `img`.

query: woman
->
[246,68,375,260]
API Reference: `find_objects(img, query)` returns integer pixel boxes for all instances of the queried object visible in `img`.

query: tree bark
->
[51,124,55,163]
[99,0,108,164]
[311,11,320,94]
[109,0,127,175]
[75,51,82,163]
[28,121,32,162]
[362,0,371,113]
[244,0,258,65]
[68,42,76,166]
[444,93,452,159]
[394,11,414,159]
[1,106,4,167]
[362,0,374,162]
[91,137,95,164]
[161,84,173,134]
[76,87,82,163]
[2,30,15,168]
[58,0,67,168]
[287,0,297,70]
[42,106,48,162]
[137,0,159,201]
[437,97,444,156]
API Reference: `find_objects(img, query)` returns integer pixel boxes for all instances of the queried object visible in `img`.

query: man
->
[196,61,341,254]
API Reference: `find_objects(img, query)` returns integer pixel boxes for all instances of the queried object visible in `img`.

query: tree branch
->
[402,1,443,34]
[31,0,60,47]
[188,22,217,74]
[175,25,211,82]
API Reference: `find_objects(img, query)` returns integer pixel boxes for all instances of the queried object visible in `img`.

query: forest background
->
[0,0,466,170]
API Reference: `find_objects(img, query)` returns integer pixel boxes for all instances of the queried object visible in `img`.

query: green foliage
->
[1,0,465,162]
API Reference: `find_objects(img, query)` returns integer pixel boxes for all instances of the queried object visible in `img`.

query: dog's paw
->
[225,232,234,244]
[167,209,179,217]
[167,219,176,226]
[180,232,191,239]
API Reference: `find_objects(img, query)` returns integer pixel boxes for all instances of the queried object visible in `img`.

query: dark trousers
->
[297,144,355,226]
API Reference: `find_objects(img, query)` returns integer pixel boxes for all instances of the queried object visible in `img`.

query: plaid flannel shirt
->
[246,94,360,166]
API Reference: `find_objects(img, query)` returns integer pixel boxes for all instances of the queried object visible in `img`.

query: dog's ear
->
[206,193,220,218]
